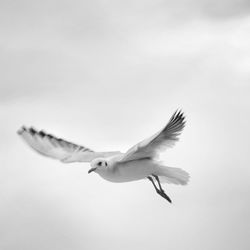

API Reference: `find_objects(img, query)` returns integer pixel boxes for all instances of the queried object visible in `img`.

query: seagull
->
[17,110,189,203]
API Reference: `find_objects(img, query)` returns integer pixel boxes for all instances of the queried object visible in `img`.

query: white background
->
[1,1,250,249]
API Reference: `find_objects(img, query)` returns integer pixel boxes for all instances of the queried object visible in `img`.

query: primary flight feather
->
[18,110,189,203]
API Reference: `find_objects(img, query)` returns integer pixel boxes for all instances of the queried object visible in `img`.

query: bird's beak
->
[88,167,97,174]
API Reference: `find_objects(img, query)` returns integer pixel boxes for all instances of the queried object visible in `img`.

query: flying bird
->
[17,110,189,203]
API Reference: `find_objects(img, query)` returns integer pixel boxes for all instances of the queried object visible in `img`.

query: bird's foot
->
[157,189,172,203]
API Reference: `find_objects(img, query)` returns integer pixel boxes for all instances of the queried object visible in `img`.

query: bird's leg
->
[147,176,159,193]
[152,175,164,191]
[152,175,172,203]
[147,176,171,203]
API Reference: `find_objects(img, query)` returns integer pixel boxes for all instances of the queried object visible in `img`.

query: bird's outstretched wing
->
[18,126,121,163]
[119,110,185,163]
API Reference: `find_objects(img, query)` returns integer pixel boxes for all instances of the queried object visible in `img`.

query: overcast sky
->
[1,1,250,250]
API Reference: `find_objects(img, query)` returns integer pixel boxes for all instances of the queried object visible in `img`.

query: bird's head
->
[88,158,108,174]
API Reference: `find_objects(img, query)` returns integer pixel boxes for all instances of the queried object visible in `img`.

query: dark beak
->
[88,167,97,174]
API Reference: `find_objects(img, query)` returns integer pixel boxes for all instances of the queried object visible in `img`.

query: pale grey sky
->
[1,1,250,250]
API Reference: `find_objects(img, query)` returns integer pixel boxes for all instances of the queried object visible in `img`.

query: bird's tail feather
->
[156,164,190,185]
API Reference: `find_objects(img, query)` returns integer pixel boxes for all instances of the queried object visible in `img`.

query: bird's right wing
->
[119,110,185,163]
[18,126,121,163]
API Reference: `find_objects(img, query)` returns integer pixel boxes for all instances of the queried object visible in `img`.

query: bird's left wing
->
[18,126,121,163]
[119,110,185,163]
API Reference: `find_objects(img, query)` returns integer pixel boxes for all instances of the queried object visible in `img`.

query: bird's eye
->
[105,162,108,167]
[97,162,102,166]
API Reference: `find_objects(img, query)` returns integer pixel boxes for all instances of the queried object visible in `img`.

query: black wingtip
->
[17,126,40,136]
[17,125,26,135]
[29,127,37,135]
[38,130,46,137]
[170,109,186,124]
[174,109,184,118]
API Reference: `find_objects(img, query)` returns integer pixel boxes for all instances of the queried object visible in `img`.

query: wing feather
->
[18,126,121,163]
[119,110,186,162]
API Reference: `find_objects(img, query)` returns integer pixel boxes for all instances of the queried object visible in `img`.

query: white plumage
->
[18,110,189,203]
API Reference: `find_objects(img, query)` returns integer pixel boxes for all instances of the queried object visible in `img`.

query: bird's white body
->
[95,158,156,183]
[90,156,189,185]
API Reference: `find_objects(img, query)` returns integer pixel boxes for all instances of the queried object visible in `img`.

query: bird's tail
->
[155,164,190,185]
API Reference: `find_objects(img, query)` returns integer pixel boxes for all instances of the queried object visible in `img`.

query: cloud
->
[1,0,250,103]
[1,3,250,249]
